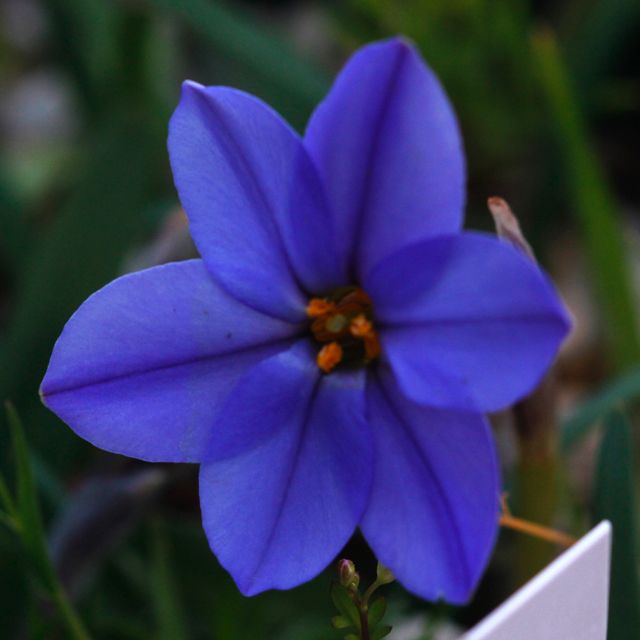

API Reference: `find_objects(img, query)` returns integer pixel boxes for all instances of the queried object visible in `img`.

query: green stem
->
[356,578,385,640]
[361,580,382,610]
[532,28,640,371]
[358,606,370,640]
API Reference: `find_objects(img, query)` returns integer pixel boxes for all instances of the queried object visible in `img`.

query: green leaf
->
[0,170,29,275]
[532,29,640,371]
[147,0,329,125]
[372,624,392,640]
[150,521,188,640]
[0,471,16,519]
[593,411,640,640]
[367,597,386,629]
[0,116,162,425]
[330,583,361,630]
[561,366,640,452]
[43,0,120,113]
[4,403,92,640]
[331,615,352,630]
[0,510,19,533]
[344,635,359,640]
[564,0,640,100]
[6,402,49,580]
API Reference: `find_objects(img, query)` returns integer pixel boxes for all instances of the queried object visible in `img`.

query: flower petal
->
[199,343,371,595]
[169,82,344,320]
[305,37,465,279]
[366,233,571,412]
[360,370,500,603]
[40,260,298,462]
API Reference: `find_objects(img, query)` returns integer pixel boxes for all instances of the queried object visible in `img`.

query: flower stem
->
[358,607,370,640]
[360,579,381,610]
[333,559,393,640]
[357,573,391,640]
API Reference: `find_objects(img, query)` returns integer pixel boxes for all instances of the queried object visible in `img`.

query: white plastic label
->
[464,521,611,640]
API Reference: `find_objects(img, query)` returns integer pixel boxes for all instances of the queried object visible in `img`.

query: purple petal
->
[40,260,298,462]
[360,370,500,603]
[305,37,464,279]
[200,343,371,595]
[169,83,344,320]
[366,233,571,412]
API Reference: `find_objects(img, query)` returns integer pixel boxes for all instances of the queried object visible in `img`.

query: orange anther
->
[317,342,343,373]
[306,298,337,318]
[308,288,380,373]
[350,314,374,338]
[350,315,380,361]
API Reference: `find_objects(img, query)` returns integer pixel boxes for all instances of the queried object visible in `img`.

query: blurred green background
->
[1,0,639,638]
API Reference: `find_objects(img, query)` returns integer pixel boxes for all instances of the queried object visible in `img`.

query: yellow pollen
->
[317,342,343,373]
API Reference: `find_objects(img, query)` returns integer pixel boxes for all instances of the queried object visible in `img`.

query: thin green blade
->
[593,410,640,640]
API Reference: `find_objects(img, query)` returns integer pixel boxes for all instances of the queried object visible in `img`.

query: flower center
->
[306,287,380,373]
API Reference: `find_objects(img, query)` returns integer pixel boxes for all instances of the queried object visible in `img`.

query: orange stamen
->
[317,342,343,373]
[350,314,374,338]
[499,495,576,548]
[306,298,337,318]
[308,289,380,372]
[349,315,381,361]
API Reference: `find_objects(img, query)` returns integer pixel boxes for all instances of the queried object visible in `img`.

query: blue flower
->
[40,38,570,602]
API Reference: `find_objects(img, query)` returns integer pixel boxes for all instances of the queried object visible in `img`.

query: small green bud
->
[376,562,394,585]
[337,558,360,590]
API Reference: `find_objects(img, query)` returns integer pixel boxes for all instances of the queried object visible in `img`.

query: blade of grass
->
[148,0,329,119]
[0,471,17,519]
[0,116,163,411]
[564,0,640,100]
[532,28,640,371]
[0,171,29,275]
[7,403,50,579]
[593,410,640,640]
[42,0,119,114]
[561,366,640,452]
[5,402,91,640]
[0,510,19,532]
[150,521,188,640]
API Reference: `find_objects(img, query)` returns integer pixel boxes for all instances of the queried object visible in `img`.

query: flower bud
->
[337,559,360,590]
[376,562,394,585]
